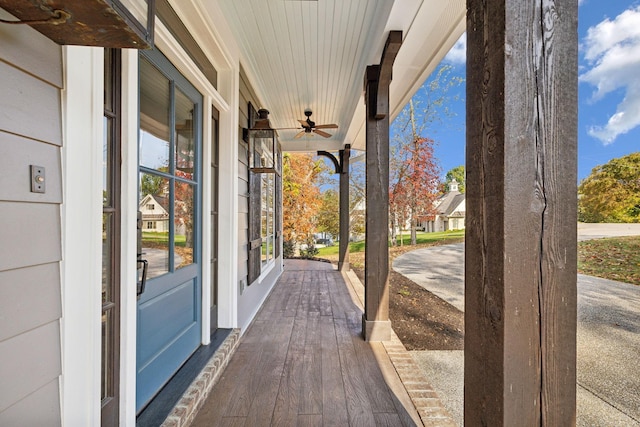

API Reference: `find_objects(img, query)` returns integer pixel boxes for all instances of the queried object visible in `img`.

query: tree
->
[282,153,323,252]
[140,173,164,196]
[578,152,640,223]
[349,153,366,237]
[174,170,194,249]
[389,63,463,245]
[390,99,441,245]
[444,165,465,193]
[317,189,340,238]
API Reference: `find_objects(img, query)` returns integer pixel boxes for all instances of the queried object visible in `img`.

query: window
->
[249,169,277,284]
[246,103,281,285]
[101,47,121,426]
[139,55,198,277]
[261,173,275,266]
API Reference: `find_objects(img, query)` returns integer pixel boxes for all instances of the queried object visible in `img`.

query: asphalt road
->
[394,224,640,426]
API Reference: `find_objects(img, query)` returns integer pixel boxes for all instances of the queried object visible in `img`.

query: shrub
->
[283,240,295,258]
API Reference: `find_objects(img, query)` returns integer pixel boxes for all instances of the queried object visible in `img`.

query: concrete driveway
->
[394,224,640,426]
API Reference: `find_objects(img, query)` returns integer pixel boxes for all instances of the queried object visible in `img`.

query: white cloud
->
[580,6,640,144]
[444,33,466,64]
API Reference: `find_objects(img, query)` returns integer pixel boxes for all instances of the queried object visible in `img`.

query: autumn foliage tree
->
[389,136,440,245]
[282,153,323,254]
[390,99,440,245]
[578,152,640,223]
[317,189,340,238]
[389,64,462,245]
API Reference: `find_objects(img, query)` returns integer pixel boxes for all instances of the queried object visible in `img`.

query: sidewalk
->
[577,222,640,240]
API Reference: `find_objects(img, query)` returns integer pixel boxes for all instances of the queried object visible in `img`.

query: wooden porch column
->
[338,144,350,272]
[363,31,402,341]
[317,147,351,271]
[465,0,578,425]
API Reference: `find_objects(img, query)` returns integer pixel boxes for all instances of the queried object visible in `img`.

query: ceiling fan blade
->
[313,129,332,138]
[298,119,311,128]
[294,131,306,139]
[274,127,302,130]
[314,124,338,129]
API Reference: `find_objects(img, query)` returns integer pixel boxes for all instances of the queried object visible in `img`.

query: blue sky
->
[398,1,640,182]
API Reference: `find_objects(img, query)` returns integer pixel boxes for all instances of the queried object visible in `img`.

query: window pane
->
[261,174,268,238]
[259,172,276,267]
[175,181,195,268]
[261,241,268,265]
[175,88,195,179]
[103,117,112,207]
[140,57,170,171]
[102,213,112,304]
[101,310,112,401]
[104,49,113,111]
[267,174,274,235]
[140,173,170,278]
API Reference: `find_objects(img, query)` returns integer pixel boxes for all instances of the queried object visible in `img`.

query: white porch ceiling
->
[217,0,465,152]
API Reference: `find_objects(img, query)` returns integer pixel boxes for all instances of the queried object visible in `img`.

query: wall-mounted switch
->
[30,165,46,193]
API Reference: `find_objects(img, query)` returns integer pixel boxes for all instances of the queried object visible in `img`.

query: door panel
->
[136,48,202,413]
[137,278,198,369]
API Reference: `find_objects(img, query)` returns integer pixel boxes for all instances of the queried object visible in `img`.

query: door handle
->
[137,258,148,298]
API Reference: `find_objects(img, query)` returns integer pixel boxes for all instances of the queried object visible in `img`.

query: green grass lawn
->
[317,231,640,286]
[578,236,640,285]
[316,230,465,256]
[142,231,187,246]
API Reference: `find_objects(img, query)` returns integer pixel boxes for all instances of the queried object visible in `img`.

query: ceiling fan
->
[281,110,338,138]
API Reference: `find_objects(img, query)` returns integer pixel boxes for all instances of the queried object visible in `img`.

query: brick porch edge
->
[161,329,242,427]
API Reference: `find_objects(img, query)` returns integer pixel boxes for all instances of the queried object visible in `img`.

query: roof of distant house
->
[140,193,170,212]
[435,191,465,216]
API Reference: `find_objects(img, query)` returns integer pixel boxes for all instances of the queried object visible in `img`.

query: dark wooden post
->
[363,31,402,341]
[338,144,350,272]
[465,0,578,425]
[317,148,351,271]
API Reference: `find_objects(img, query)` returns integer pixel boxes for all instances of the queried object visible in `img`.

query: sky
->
[397,1,640,183]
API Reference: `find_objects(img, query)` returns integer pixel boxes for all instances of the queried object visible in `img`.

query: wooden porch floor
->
[191,260,445,426]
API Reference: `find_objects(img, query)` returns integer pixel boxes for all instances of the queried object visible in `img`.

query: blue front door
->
[136,48,202,412]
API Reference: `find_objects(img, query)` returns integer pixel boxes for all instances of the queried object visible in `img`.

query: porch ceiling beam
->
[368,30,403,120]
[464,0,578,424]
